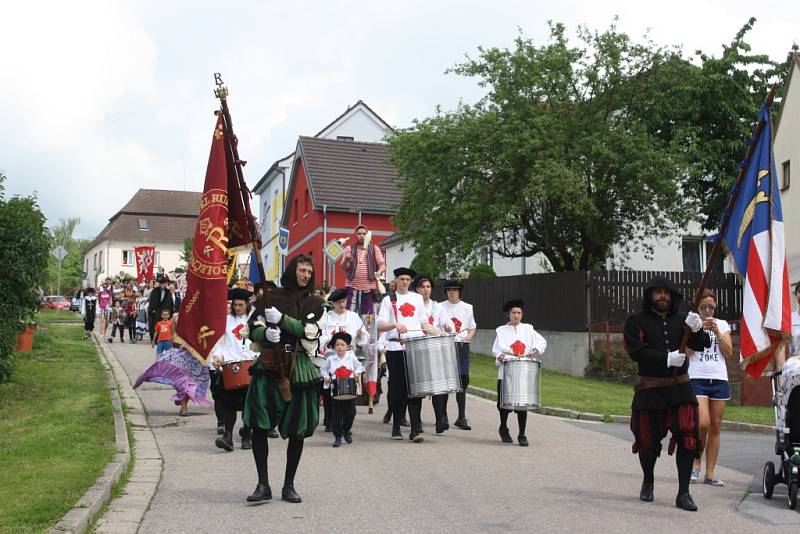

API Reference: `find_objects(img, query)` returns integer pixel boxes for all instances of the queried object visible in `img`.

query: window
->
[138,218,149,230]
[155,251,160,267]
[122,250,134,266]
[336,135,354,142]
[93,253,97,267]
[304,190,310,215]
[682,237,724,273]
[99,250,103,268]
[782,160,791,191]
[293,199,298,224]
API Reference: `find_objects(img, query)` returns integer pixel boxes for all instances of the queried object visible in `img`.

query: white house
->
[84,189,201,287]
[774,52,800,283]
[251,100,393,283]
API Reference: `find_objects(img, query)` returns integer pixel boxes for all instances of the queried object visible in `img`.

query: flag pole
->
[213,73,269,291]
[678,85,778,354]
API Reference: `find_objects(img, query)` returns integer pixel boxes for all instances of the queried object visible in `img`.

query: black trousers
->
[322,385,332,427]
[209,369,225,425]
[387,350,421,431]
[331,398,356,438]
[110,322,125,342]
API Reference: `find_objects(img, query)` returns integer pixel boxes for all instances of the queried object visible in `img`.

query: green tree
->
[181,237,193,266]
[468,263,496,279]
[46,218,91,293]
[389,22,697,272]
[0,172,51,382]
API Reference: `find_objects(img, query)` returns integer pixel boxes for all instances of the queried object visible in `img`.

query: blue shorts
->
[690,378,730,401]
[156,340,173,354]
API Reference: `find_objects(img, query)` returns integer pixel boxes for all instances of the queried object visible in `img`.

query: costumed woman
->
[243,254,325,504]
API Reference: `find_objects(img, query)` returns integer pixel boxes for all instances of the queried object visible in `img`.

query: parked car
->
[70,296,81,312]
[44,295,71,311]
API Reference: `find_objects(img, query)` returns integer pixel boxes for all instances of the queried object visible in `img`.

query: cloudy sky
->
[1,0,797,239]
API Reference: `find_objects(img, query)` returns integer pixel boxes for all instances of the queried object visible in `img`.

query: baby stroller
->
[762,356,800,509]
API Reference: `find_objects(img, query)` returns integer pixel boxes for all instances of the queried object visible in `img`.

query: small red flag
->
[174,114,230,363]
[134,246,155,284]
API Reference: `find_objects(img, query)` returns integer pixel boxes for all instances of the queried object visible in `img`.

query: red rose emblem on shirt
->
[232,323,246,340]
[510,340,526,356]
[334,366,353,378]
[451,317,462,332]
[428,315,434,325]
[399,302,416,317]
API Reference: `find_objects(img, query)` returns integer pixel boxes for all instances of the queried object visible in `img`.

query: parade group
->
[83,224,790,512]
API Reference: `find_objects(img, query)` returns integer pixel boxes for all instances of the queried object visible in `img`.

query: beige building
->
[84,189,201,287]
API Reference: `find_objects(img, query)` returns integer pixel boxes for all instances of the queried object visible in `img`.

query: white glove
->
[264,307,282,324]
[265,327,281,343]
[238,324,249,340]
[667,350,686,368]
[685,312,702,333]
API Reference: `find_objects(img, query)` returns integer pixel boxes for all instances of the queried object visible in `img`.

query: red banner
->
[134,246,156,283]
[174,114,230,363]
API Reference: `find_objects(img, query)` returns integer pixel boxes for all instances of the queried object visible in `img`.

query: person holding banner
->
[339,225,385,315]
[244,254,325,504]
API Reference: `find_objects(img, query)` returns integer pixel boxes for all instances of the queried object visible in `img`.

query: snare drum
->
[333,377,358,400]
[221,360,253,390]
[500,358,541,410]
[403,334,462,398]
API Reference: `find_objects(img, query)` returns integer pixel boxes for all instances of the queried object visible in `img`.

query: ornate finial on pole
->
[213,72,228,100]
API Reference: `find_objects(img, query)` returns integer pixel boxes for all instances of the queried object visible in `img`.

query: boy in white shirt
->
[323,332,363,447]
[377,267,435,442]
[440,279,477,431]
[492,299,546,447]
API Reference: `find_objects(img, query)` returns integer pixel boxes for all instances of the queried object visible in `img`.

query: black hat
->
[328,288,348,302]
[412,275,433,290]
[502,299,525,312]
[443,279,463,291]
[157,275,169,283]
[393,267,416,278]
[329,331,352,348]
[228,287,252,302]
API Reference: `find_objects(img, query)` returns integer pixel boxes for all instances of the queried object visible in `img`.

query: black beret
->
[502,299,525,312]
[393,267,416,278]
[443,279,463,291]
[329,331,352,348]
[328,288,348,302]
[412,275,433,290]
[228,287,252,301]
[157,275,170,283]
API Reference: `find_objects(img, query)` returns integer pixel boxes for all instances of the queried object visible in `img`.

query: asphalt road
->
[109,340,799,532]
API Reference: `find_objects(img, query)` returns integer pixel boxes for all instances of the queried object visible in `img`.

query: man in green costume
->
[243,254,325,504]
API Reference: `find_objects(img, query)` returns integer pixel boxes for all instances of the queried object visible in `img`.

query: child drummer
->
[491,299,547,447]
[323,332,364,447]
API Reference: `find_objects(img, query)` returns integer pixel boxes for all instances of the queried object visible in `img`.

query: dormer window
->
[138,218,149,230]
[336,136,354,142]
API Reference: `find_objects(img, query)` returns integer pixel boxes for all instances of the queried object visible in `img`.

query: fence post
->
[585,270,592,329]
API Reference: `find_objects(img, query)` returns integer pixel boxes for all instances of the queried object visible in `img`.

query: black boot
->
[499,425,513,443]
[383,408,392,424]
[281,484,302,503]
[247,483,272,502]
[675,493,697,511]
[454,418,471,430]
[215,432,234,452]
[518,435,529,447]
[267,428,279,438]
[640,481,654,502]
[240,427,252,450]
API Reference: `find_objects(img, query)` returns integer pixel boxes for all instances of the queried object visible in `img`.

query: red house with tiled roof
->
[281,136,403,289]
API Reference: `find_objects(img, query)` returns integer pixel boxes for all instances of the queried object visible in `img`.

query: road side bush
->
[0,173,50,382]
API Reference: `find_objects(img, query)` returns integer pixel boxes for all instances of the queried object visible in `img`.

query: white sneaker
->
[690,467,700,483]
[704,477,725,487]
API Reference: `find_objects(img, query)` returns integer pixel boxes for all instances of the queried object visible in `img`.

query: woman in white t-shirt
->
[687,289,733,487]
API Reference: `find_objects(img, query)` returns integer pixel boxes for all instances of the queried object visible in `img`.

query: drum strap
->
[389,293,404,345]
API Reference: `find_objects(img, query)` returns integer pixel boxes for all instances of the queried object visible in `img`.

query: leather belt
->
[633,374,690,392]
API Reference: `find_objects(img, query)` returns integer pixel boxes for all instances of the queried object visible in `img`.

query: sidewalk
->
[105,340,774,533]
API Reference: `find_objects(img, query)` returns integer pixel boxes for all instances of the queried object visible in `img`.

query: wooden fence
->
[431,270,742,332]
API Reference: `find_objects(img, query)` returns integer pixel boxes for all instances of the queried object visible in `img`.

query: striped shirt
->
[346,246,385,291]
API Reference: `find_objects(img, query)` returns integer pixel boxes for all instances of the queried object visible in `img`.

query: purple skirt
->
[133,347,212,406]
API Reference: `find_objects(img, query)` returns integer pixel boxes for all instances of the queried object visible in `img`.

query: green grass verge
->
[470,353,773,426]
[0,309,115,533]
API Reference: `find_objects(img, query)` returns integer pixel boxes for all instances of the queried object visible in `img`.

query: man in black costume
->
[623,276,709,511]
[243,255,325,504]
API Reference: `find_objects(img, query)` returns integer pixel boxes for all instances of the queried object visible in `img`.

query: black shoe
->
[344,431,353,444]
[435,420,449,434]
[246,483,272,502]
[391,428,403,440]
[499,426,513,443]
[518,435,529,447]
[282,484,302,503]
[454,418,471,430]
[108,338,113,343]
[368,407,373,414]
[639,481,654,502]
[267,428,279,438]
[383,411,392,424]
[215,433,234,452]
[399,418,410,427]
[410,430,424,443]
[241,436,252,450]
[675,493,697,511]
[216,424,224,435]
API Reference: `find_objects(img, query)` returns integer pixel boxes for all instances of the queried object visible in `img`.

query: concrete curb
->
[50,336,131,533]
[466,385,774,435]
[92,337,164,534]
